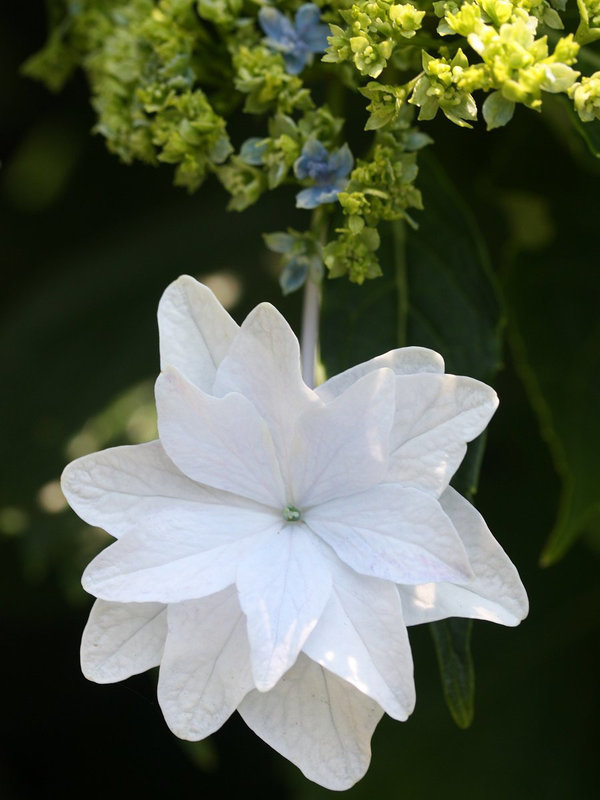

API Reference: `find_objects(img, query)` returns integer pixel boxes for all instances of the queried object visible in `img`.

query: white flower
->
[62,275,528,790]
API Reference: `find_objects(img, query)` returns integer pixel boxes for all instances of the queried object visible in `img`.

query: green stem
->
[392,219,408,348]
[300,207,329,388]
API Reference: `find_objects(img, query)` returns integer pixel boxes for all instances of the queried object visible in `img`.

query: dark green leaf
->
[429,619,475,729]
[503,210,600,565]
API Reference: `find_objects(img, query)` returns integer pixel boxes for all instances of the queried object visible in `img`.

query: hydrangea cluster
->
[26,0,600,283]
[61,276,528,789]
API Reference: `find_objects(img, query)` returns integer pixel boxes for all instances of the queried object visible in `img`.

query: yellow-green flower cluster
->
[569,72,600,121]
[24,0,600,288]
[576,0,600,44]
[409,49,478,127]
[324,118,426,283]
[24,0,233,190]
[324,0,426,77]
[233,45,314,114]
[429,1,580,128]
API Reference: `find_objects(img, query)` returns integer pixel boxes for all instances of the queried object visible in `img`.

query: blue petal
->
[264,232,296,254]
[280,258,308,295]
[294,140,328,180]
[296,184,340,209]
[295,4,321,35]
[295,4,329,52]
[303,139,329,162]
[329,144,354,179]
[301,23,330,53]
[240,137,268,166]
[283,49,309,75]
[258,7,296,43]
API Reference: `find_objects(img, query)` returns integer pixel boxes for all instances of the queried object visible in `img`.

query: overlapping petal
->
[399,487,529,626]
[238,653,383,791]
[303,554,415,720]
[213,303,318,478]
[82,511,280,603]
[236,525,332,691]
[290,368,396,507]
[157,588,254,740]
[61,440,268,539]
[387,373,498,496]
[158,275,238,391]
[315,346,445,403]
[81,599,167,683]
[305,483,472,584]
[156,366,286,507]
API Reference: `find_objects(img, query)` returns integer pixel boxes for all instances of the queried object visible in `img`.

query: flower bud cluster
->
[569,72,600,121]
[324,0,426,77]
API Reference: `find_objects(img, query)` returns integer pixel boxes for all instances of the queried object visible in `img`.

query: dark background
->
[1,5,599,799]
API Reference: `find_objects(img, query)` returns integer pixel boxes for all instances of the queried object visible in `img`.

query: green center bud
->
[283,504,302,522]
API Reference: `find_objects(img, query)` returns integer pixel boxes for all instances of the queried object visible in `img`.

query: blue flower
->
[258,3,330,75]
[293,139,353,209]
[240,137,269,165]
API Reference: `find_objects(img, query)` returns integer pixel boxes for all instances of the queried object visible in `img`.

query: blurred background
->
[1,5,599,799]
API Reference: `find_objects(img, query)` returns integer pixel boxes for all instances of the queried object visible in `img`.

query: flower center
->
[282,504,302,522]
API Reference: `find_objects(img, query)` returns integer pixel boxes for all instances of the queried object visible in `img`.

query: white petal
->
[81,599,167,683]
[303,556,414,720]
[305,483,472,584]
[399,488,529,626]
[156,366,286,507]
[61,440,269,539]
[236,525,332,691]
[291,368,396,507]
[157,587,253,740]
[238,653,383,791]
[387,373,498,496]
[83,520,279,604]
[316,346,444,402]
[158,275,238,391]
[213,303,318,478]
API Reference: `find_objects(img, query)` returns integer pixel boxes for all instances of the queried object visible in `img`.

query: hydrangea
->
[294,139,354,209]
[62,276,528,790]
[258,3,330,75]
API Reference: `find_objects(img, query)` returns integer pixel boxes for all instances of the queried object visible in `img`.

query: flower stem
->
[392,219,408,348]
[300,276,320,389]
[300,207,328,388]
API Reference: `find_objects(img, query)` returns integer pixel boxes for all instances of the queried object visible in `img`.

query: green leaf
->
[320,155,503,727]
[430,618,475,729]
[503,218,600,565]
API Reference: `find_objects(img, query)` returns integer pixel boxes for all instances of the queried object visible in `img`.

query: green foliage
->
[430,619,475,729]
[503,209,600,565]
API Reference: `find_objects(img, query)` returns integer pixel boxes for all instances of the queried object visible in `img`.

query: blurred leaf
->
[429,619,475,729]
[321,155,503,728]
[503,227,600,565]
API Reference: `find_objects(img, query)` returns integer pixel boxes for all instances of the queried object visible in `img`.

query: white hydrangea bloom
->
[62,275,528,790]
